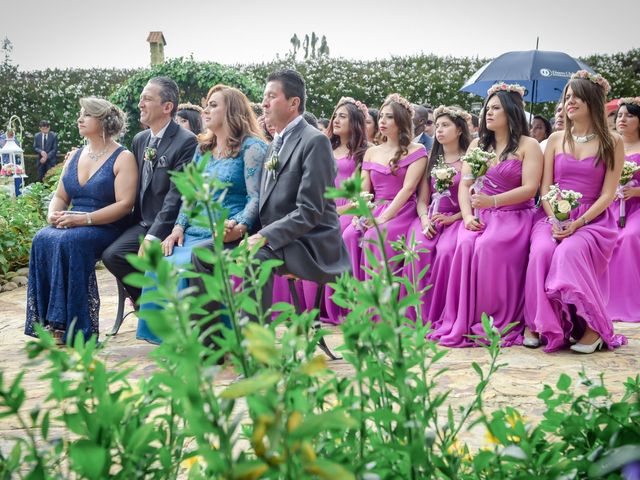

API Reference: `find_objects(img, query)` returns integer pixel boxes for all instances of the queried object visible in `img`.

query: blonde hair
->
[198,84,265,157]
[79,96,127,138]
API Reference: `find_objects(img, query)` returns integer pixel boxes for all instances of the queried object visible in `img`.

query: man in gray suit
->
[102,76,197,302]
[191,69,350,320]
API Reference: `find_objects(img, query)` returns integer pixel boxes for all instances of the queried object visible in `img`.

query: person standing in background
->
[33,120,58,181]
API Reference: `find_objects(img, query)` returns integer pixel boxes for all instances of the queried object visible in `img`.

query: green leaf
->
[68,440,108,479]
[230,459,269,479]
[557,373,572,391]
[244,323,278,365]
[220,371,281,399]
[588,445,640,477]
[289,410,357,439]
[305,459,356,480]
[122,272,155,289]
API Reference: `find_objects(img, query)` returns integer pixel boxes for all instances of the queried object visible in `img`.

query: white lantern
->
[0,116,27,196]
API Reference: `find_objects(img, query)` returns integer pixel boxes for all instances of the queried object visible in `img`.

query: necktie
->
[142,136,160,191]
[264,134,284,191]
[42,134,45,150]
[272,134,284,155]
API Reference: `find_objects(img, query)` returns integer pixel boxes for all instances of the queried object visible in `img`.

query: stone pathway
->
[1,269,638,453]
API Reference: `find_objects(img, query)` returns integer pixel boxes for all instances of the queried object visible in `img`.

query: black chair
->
[285,275,341,361]
[107,278,136,336]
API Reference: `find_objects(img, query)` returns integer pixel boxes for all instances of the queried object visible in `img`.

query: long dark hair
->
[428,111,471,174]
[478,90,529,161]
[176,104,204,134]
[326,100,368,166]
[377,95,413,174]
[367,108,379,140]
[562,78,615,170]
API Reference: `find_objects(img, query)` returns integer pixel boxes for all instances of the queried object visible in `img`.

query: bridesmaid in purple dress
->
[524,72,625,353]
[432,84,542,347]
[342,94,427,281]
[603,97,640,322]
[401,106,471,325]
[321,97,369,323]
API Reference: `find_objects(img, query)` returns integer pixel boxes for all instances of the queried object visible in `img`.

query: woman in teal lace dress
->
[136,84,267,344]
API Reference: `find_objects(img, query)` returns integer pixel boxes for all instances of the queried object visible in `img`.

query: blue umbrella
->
[460,50,595,103]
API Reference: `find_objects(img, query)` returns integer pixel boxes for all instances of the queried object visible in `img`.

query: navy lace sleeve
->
[229,139,267,229]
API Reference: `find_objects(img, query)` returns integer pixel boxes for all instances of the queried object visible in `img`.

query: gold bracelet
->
[493,195,498,207]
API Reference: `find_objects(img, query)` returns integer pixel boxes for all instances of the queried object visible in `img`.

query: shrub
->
[0,64,134,155]
[110,57,264,147]
[1,162,638,479]
[3,50,639,160]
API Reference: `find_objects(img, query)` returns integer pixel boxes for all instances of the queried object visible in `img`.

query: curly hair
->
[79,96,127,139]
[378,94,413,174]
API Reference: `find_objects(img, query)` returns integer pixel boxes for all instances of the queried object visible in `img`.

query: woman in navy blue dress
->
[25,97,138,344]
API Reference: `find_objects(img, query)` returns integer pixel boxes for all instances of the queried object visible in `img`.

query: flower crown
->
[487,83,526,97]
[384,93,415,117]
[178,102,203,113]
[618,96,640,108]
[571,70,610,95]
[337,96,369,118]
[433,105,471,123]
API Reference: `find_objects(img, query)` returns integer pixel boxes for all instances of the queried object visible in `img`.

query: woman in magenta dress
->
[342,94,427,282]
[602,97,640,322]
[524,72,625,353]
[432,84,542,347]
[321,97,369,323]
[401,106,471,325]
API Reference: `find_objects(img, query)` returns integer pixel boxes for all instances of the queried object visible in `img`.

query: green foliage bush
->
[0,64,134,155]
[1,163,638,479]
[110,57,264,147]
[0,173,58,275]
[2,50,639,159]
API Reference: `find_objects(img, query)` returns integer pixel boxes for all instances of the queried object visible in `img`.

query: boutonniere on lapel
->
[264,152,279,180]
[144,146,157,162]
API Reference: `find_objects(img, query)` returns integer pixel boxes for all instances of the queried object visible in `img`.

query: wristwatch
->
[86,213,93,225]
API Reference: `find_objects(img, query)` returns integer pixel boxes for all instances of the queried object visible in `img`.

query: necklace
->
[572,133,596,144]
[86,145,109,161]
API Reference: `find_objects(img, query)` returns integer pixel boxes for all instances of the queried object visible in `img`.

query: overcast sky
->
[4,0,639,70]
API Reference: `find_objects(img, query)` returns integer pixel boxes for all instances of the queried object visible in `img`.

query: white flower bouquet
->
[541,184,583,231]
[431,158,457,193]
[617,160,640,227]
[461,148,496,218]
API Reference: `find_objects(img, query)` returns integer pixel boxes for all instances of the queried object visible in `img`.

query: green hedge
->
[110,57,264,147]
[2,49,639,158]
[0,65,135,156]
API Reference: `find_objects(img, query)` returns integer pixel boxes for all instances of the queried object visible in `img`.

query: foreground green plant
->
[1,162,638,479]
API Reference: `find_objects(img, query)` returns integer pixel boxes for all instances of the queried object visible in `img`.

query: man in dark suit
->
[102,76,197,302]
[33,120,58,180]
[413,105,433,154]
[191,69,351,318]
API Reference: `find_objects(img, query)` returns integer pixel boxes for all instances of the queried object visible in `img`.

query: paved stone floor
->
[1,269,638,453]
